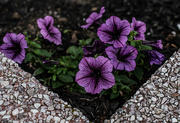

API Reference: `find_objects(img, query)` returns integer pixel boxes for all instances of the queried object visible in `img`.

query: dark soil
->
[1,0,180,122]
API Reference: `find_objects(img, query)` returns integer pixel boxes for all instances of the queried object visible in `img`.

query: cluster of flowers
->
[76,7,165,94]
[0,6,165,95]
[0,16,62,64]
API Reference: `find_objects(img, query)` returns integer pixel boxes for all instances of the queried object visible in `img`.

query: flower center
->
[111,31,120,40]
[13,44,21,53]
[92,69,101,81]
[117,50,127,61]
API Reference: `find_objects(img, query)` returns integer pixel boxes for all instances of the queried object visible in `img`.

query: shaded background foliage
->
[0,0,180,122]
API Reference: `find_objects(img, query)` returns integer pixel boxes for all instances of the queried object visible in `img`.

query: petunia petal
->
[0,44,12,51]
[97,29,113,43]
[124,60,136,71]
[78,57,95,71]
[105,46,118,59]
[3,33,13,44]
[86,12,98,23]
[99,73,115,89]
[44,16,54,28]
[96,6,105,19]
[3,33,17,45]
[115,36,127,48]
[151,40,163,50]
[134,21,146,33]
[119,20,131,35]
[75,70,93,87]
[17,33,28,48]
[147,50,165,65]
[105,16,118,32]
[48,27,62,45]
[81,24,91,29]
[13,52,25,64]
[84,78,96,94]
[134,33,145,40]
[3,50,15,59]
[122,45,138,60]
[112,59,124,70]
[91,82,104,94]
[81,7,105,29]
[41,29,50,40]
[37,18,46,29]
[131,17,146,35]
[96,56,113,73]
[82,40,106,57]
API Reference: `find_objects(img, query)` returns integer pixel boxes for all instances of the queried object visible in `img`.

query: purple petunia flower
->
[0,33,28,64]
[106,45,138,71]
[142,40,163,50]
[81,7,105,29]
[146,50,165,65]
[37,16,62,45]
[131,17,146,40]
[75,56,115,94]
[97,16,131,48]
[82,40,106,57]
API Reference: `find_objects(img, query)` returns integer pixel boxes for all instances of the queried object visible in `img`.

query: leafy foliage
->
[22,27,162,99]
[10,14,164,100]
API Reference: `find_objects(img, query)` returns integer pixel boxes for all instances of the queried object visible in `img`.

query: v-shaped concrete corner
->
[0,52,89,123]
[0,49,179,123]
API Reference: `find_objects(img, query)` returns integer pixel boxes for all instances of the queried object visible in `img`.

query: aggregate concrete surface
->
[0,49,180,123]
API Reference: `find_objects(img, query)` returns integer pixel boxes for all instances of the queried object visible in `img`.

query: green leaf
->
[24,52,36,62]
[67,71,75,77]
[76,47,83,55]
[132,30,138,36]
[70,55,77,59]
[66,46,83,56]
[68,62,77,68]
[33,49,51,57]
[114,73,121,82]
[120,85,131,91]
[99,89,107,97]
[63,29,69,34]
[23,32,31,42]
[133,66,144,80]
[52,81,64,88]
[140,44,152,50]
[72,60,78,66]
[130,41,136,47]
[116,81,122,85]
[111,85,118,93]
[62,68,68,74]
[41,64,53,70]
[119,75,137,86]
[29,41,41,48]
[33,67,45,76]
[56,68,63,74]
[52,74,56,81]
[79,38,92,46]
[58,74,73,82]
[66,46,78,55]
[78,88,87,94]
[128,30,138,41]
[84,38,92,45]
[110,92,119,99]
[79,39,84,46]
